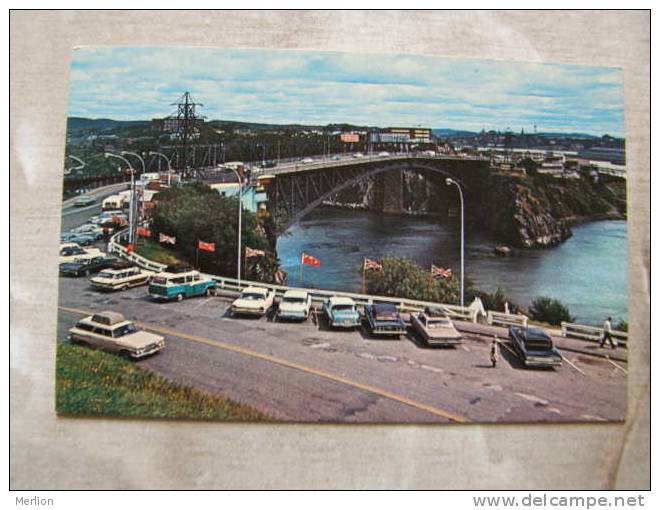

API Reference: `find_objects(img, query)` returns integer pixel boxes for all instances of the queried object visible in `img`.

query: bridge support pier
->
[376,168,404,214]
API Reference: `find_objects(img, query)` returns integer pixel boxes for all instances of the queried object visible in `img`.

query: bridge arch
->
[272,160,476,234]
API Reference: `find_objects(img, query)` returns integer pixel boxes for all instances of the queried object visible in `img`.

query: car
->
[68,311,165,359]
[89,210,127,225]
[69,224,105,240]
[59,243,102,264]
[363,303,406,337]
[410,308,462,346]
[90,266,153,291]
[322,296,360,329]
[263,160,277,168]
[353,152,364,159]
[508,326,563,367]
[331,155,341,161]
[59,255,127,277]
[377,151,390,157]
[73,196,96,207]
[148,268,216,301]
[60,232,97,246]
[277,290,312,321]
[231,286,275,317]
[301,157,314,164]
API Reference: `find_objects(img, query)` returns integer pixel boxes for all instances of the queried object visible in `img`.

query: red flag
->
[198,240,216,253]
[301,252,321,267]
[125,244,134,253]
[136,227,151,238]
[159,233,176,245]
[364,257,383,271]
[245,246,266,258]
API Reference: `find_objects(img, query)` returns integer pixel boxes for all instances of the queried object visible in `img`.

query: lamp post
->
[149,151,173,186]
[226,168,243,285]
[446,177,465,308]
[105,152,135,245]
[121,151,146,243]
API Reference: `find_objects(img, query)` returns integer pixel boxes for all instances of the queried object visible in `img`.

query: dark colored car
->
[508,326,563,368]
[59,255,128,277]
[363,303,406,337]
[263,160,277,168]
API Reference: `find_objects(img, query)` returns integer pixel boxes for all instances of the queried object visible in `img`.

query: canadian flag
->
[198,240,216,253]
[301,252,321,267]
[136,227,151,238]
[245,246,266,258]
[159,233,176,245]
[363,257,383,271]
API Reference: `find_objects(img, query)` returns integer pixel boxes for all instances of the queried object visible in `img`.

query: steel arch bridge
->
[266,156,491,233]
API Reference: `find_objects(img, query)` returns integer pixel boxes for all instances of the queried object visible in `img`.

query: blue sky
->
[69,47,625,136]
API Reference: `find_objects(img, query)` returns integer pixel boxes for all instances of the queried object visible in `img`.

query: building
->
[368,127,432,146]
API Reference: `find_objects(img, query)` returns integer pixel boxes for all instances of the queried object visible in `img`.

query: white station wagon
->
[90,266,152,291]
[277,290,312,321]
[59,243,102,264]
[68,311,165,359]
[231,286,275,317]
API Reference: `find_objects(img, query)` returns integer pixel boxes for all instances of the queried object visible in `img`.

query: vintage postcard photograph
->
[56,48,628,424]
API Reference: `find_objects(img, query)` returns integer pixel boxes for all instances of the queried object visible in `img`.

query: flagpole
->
[299,252,303,288]
[362,257,366,294]
[196,240,199,270]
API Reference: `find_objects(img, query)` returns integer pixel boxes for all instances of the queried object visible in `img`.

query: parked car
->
[353,152,364,159]
[263,160,277,168]
[322,296,360,329]
[60,232,96,246]
[73,196,95,207]
[68,310,165,359]
[277,290,312,321]
[59,243,102,264]
[148,269,216,301]
[508,326,563,368]
[231,286,275,317]
[363,303,406,337]
[410,308,462,346]
[331,155,341,161]
[89,210,127,225]
[301,157,314,164]
[90,266,152,291]
[59,255,127,277]
[69,224,105,240]
[377,151,390,157]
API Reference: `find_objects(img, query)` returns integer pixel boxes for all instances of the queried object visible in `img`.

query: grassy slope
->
[56,343,271,421]
[134,238,185,266]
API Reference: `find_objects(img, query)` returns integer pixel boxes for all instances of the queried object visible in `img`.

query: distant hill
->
[67,117,149,132]
[535,132,601,140]
[432,128,478,137]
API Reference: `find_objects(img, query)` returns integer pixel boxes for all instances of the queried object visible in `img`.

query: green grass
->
[56,343,272,421]
[134,238,185,266]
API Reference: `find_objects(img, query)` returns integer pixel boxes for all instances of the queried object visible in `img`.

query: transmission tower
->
[172,92,205,178]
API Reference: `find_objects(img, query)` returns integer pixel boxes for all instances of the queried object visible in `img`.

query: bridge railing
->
[487,311,528,329]
[561,321,628,348]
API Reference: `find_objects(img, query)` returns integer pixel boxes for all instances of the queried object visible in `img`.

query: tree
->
[528,296,574,326]
[150,182,281,282]
[364,257,463,305]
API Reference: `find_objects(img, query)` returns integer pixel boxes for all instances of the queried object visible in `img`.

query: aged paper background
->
[10,10,650,489]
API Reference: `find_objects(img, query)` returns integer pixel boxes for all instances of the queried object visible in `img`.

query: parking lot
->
[57,270,627,423]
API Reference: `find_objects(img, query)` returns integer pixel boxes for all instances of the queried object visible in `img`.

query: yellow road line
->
[59,305,467,423]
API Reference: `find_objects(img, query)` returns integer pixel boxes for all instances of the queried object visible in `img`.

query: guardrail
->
[561,321,628,348]
[487,311,528,329]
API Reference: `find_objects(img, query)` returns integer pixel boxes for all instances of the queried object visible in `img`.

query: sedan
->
[60,232,96,246]
[509,326,563,368]
[59,255,127,277]
[363,303,406,337]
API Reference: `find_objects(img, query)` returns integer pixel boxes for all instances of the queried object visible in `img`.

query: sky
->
[68,47,625,137]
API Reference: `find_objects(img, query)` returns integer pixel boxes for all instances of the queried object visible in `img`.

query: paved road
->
[57,273,626,423]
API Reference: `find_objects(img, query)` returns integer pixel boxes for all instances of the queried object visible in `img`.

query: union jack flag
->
[364,257,383,271]
[431,264,452,279]
[245,246,266,258]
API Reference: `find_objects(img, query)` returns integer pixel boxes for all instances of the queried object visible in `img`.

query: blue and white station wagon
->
[148,267,216,301]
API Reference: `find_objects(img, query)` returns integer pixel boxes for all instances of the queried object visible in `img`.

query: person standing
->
[600,317,616,349]
[490,337,499,368]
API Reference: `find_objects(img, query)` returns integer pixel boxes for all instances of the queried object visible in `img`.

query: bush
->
[615,320,628,332]
[470,287,520,314]
[528,296,574,325]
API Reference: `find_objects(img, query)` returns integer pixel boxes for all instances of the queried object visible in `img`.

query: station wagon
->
[148,269,216,301]
[90,266,152,291]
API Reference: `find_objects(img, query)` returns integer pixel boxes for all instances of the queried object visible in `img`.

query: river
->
[276,208,628,325]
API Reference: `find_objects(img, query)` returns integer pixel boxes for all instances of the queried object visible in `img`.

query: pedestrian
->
[600,316,616,349]
[490,337,499,368]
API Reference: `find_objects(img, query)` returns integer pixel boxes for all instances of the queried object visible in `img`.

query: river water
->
[276,208,628,325]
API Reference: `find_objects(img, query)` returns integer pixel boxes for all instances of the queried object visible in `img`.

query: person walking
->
[600,316,616,349]
[490,337,499,368]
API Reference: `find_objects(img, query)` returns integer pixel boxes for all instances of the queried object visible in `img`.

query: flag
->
[301,252,321,267]
[245,246,265,258]
[159,233,176,245]
[136,227,151,238]
[198,240,216,253]
[431,264,452,279]
[125,244,134,253]
[364,257,383,271]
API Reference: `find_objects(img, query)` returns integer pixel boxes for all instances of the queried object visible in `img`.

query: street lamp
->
[122,151,147,243]
[225,168,243,285]
[446,177,465,308]
[149,151,173,186]
[105,152,136,245]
